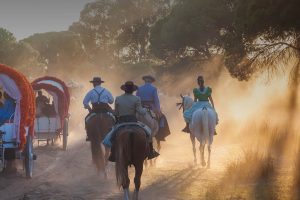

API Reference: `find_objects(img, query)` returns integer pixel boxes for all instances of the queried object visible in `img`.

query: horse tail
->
[115,131,132,188]
[201,108,209,143]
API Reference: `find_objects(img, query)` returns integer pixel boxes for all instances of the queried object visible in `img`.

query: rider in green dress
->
[182,76,218,133]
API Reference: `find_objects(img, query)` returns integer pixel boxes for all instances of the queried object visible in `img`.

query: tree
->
[224,0,300,81]
[23,31,88,73]
[69,0,172,65]
[0,27,45,77]
[150,0,232,63]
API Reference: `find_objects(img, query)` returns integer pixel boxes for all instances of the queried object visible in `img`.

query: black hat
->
[90,77,104,83]
[142,75,155,82]
[121,81,138,92]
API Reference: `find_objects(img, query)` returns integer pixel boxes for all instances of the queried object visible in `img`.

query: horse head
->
[176,94,193,112]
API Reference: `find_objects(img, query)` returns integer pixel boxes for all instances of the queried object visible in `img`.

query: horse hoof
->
[133,190,139,200]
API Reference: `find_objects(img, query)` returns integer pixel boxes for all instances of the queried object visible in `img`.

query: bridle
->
[176,94,185,112]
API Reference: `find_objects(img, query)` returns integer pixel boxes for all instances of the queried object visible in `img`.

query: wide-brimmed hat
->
[90,77,104,83]
[121,81,138,92]
[142,75,155,82]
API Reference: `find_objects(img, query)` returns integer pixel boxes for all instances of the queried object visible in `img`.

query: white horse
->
[137,110,160,166]
[178,95,217,168]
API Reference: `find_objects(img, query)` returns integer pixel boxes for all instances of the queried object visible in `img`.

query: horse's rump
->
[190,108,216,145]
[115,126,147,187]
[137,112,159,137]
[86,113,115,171]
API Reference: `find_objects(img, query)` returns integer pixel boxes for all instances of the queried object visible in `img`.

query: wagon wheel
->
[62,118,68,151]
[24,135,34,178]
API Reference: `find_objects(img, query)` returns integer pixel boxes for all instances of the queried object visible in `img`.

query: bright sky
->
[0,0,93,40]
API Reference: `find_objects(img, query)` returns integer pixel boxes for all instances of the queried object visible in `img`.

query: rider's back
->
[115,94,145,117]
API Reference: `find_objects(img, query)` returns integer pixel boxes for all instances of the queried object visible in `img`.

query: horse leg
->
[190,134,197,164]
[124,188,130,200]
[104,146,110,179]
[207,145,211,169]
[200,143,206,167]
[123,166,130,200]
[133,163,143,200]
[153,139,160,166]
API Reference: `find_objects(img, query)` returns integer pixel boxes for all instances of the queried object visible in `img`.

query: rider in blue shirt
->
[136,75,171,141]
[136,75,162,117]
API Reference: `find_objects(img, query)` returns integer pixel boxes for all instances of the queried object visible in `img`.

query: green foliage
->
[224,0,300,80]
[23,31,87,69]
[69,0,172,64]
[150,0,232,61]
[0,28,45,76]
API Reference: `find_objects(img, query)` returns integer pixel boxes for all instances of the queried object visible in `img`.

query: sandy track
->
[0,129,238,200]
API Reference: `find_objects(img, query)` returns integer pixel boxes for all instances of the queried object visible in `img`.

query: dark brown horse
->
[86,113,115,176]
[114,126,147,200]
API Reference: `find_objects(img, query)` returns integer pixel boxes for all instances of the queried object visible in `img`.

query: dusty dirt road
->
[0,126,239,200]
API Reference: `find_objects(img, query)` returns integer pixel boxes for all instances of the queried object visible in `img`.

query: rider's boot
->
[85,132,91,141]
[182,123,190,133]
[108,144,116,162]
[148,142,160,159]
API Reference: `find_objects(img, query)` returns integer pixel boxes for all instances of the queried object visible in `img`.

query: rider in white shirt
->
[83,77,114,141]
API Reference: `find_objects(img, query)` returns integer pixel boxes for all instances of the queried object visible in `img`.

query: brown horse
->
[114,126,147,200]
[86,113,115,176]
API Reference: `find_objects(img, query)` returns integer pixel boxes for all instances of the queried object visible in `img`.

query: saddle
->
[112,122,151,137]
[85,112,115,124]
[103,122,151,148]
[142,105,157,119]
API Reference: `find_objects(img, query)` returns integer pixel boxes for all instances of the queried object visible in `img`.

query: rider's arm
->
[153,88,161,113]
[83,91,92,111]
[193,88,197,102]
[114,97,119,116]
[106,90,114,104]
[208,96,215,109]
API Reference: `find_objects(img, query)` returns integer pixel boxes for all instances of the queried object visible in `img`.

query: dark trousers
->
[91,103,113,113]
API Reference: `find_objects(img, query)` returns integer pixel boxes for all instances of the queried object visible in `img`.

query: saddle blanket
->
[85,112,116,123]
[102,122,151,148]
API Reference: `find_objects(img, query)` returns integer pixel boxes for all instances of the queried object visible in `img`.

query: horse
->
[86,113,115,176]
[137,111,160,166]
[114,126,147,200]
[177,95,217,168]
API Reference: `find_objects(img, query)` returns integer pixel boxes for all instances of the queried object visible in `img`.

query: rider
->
[36,90,50,107]
[83,77,114,141]
[136,75,162,117]
[104,81,159,162]
[182,76,218,133]
[137,75,170,141]
[35,90,51,116]
[0,92,16,126]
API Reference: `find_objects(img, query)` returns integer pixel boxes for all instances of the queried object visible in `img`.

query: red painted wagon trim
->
[0,64,35,150]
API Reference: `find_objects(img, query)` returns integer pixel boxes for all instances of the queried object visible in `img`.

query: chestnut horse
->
[86,113,115,176]
[114,126,147,200]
